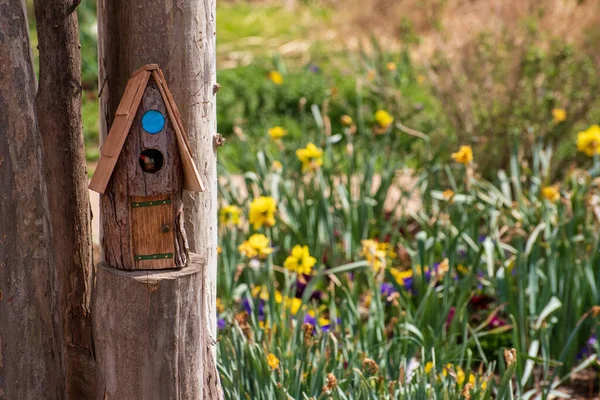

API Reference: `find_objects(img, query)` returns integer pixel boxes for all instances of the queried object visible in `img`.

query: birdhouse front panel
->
[124,79,182,196]
[90,65,204,271]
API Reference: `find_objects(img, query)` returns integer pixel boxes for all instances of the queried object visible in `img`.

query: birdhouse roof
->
[89,64,205,194]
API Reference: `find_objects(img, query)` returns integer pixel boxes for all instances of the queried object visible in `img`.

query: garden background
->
[26,0,600,398]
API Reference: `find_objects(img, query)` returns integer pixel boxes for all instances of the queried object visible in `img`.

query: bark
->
[92,255,217,399]
[97,0,221,397]
[0,0,66,398]
[32,1,96,398]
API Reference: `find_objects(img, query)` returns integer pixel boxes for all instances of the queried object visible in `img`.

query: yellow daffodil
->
[389,267,413,285]
[267,71,283,85]
[361,240,396,272]
[284,296,302,315]
[238,234,273,259]
[542,185,560,202]
[271,160,283,171]
[424,361,434,374]
[451,145,473,165]
[443,364,466,385]
[296,142,323,172]
[252,286,283,303]
[268,126,287,140]
[552,108,566,124]
[386,62,397,71]
[216,297,225,313]
[436,258,450,278]
[340,115,353,126]
[267,353,280,370]
[375,110,394,130]
[284,245,317,275]
[577,125,600,157]
[367,69,376,82]
[442,189,454,200]
[249,196,277,229]
[220,205,241,226]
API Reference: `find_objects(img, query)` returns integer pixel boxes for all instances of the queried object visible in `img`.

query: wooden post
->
[0,1,66,398]
[94,0,221,398]
[33,1,96,396]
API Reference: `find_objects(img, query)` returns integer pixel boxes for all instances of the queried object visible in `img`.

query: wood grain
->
[89,71,150,194]
[131,195,175,270]
[97,0,222,395]
[33,0,97,395]
[151,70,205,192]
[124,79,182,197]
[93,254,209,399]
[0,2,66,397]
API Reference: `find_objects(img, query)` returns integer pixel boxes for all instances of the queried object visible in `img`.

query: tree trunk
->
[96,0,221,397]
[0,1,66,398]
[92,255,218,399]
[33,1,96,398]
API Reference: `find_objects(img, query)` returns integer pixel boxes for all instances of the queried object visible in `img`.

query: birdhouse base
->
[92,253,217,399]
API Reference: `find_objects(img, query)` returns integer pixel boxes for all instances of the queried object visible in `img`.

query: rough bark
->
[97,0,221,397]
[32,1,96,398]
[0,0,66,398]
[92,254,216,399]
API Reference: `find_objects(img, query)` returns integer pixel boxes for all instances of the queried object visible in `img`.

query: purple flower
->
[304,314,316,325]
[243,298,265,320]
[577,334,597,360]
[381,282,397,297]
[217,318,226,330]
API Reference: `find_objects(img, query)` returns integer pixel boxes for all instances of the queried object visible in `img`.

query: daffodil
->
[451,145,473,165]
[238,234,273,259]
[424,361,434,374]
[219,205,241,226]
[577,125,600,157]
[542,185,560,202]
[442,189,454,200]
[268,126,287,140]
[389,267,413,285]
[340,115,353,126]
[284,296,302,315]
[361,240,396,272]
[367,69,376,81]
[249,196,277,229]
[552,108,566,124]
[271,160,283,171]
[374,110,394,130]
[386,62,397,71]
[284,245,317,275]
[252,286,283,303]
[267,353,280,370]
[267,71,283,85]
[296,142,323,172]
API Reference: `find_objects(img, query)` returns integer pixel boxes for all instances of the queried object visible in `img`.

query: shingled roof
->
[89,64,205,194]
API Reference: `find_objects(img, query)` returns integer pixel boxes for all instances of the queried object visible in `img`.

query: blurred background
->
[24,0,600,179]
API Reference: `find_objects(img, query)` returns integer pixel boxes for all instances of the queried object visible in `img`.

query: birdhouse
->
[89,64,204,270]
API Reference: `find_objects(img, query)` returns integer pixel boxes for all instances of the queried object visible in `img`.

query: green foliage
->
[216,101,600,397]
[428,28,600,178]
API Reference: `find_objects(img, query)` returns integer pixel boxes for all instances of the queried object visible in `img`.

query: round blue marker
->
[141,110,165,134]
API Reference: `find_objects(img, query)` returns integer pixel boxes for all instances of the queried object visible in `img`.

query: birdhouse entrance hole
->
[139,149,164,173]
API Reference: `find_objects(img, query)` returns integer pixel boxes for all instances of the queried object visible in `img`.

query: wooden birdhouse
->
[89,64,204,270]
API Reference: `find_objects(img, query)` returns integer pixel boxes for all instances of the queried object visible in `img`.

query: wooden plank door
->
[130,194,174,269]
